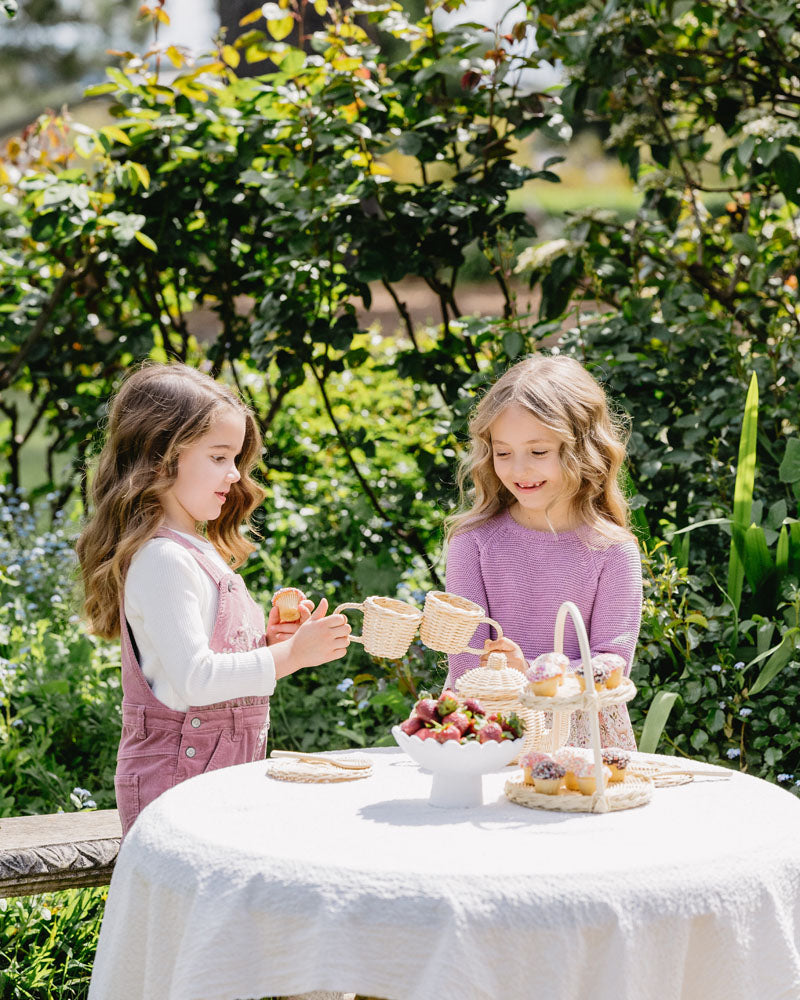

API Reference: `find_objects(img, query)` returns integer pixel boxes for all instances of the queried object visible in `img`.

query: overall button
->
[191,717,201,728]
[185,747,196,758]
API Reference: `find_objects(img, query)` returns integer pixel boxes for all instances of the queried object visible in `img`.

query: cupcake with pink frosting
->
[554,747,592,790]
[531,760,566,795]
[572,757,611,796]
[520,749,553,786]
[525,654,564,697]
[592,653,626,689]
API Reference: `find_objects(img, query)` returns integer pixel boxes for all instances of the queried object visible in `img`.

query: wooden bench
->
[0,809,121,898]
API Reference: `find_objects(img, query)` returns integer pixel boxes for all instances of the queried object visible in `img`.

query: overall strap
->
[154,526,231,587]
[119,597,163,705]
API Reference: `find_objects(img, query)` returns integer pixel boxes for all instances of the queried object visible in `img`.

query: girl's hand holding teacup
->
[480,636,527,673]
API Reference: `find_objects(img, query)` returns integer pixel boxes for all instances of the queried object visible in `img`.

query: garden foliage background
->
[1,0,800,995]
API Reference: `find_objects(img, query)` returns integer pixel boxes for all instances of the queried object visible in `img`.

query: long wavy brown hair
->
[76,363,266,639]
[446,354,633,545]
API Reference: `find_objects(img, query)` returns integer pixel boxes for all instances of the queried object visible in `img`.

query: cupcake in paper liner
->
[271,586,307,623]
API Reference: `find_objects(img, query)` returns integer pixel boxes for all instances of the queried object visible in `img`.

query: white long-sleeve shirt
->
[124,531,276,711]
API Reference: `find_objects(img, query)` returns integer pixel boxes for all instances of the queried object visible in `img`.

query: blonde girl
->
[445,354,642,748]
[77,363,350,835]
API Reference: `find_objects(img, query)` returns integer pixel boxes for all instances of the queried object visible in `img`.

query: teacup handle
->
[333,603,365,645]
[463,616,504,656]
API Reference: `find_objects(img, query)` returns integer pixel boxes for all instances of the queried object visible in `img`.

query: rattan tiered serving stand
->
[505,600,653,814]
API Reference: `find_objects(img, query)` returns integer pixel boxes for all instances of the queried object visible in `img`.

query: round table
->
[88,749,800,1000]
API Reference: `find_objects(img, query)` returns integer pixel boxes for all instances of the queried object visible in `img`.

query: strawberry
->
[463,697,486,716]
[400,715,423,735]
[441,711,471,735]
[414,698,439,722]
[493,711,525,738]
[436,690,459,716]
[436,723,461,743]
[478,721,504,743]
[415,727,435,741]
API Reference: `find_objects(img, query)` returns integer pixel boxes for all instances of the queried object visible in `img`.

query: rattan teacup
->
[334,596,422,659]
[419,590,504,656]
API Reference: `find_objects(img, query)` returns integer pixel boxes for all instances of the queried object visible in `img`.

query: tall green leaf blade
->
[727,372,759,611]
[749,628,799,695]
[638,690,680,753]
[776,525,789,576]
[790,522,800,575]
[742,523,773,590]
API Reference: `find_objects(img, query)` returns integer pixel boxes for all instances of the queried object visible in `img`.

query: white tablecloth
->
[89,749,800,1000]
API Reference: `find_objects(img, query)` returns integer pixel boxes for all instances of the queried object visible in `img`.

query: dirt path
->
[355,278,538,334]
[186,280,539,343]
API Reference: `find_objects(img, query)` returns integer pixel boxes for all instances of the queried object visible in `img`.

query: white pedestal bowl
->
[391,725,524,808]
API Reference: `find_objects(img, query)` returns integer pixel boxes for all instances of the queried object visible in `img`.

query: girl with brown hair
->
[77,362,350,835]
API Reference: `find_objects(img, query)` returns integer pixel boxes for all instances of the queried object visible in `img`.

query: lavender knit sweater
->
[445,509,643,686]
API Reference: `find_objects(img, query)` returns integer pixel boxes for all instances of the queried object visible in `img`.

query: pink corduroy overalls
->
[114,527,271,838]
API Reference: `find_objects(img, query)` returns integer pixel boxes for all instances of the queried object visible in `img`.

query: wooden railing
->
[0,809,121,898]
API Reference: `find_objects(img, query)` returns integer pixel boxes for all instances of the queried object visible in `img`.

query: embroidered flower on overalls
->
[225,621,265,652]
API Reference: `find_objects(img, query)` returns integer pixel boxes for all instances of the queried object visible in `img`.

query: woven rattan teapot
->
[455,652,547,760]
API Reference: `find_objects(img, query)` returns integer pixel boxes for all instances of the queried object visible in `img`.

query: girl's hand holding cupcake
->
[266,596,315,645]
[480,636,527,673]
[269,598,351,678]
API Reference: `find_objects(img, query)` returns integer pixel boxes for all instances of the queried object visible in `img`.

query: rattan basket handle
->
[553,600,609,813]
[463,616,505,656]
[333,602,366,645]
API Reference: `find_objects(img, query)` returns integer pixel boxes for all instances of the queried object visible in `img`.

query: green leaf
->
[773,151,800,205]
[672,516,730,534]
[638,690,680,753]
[776,526,789,575]
[779,438,800,483]
[741,523,773,591]
[728,372,758,612]
[133,232,157,252]
[748,629,799,695]
[267,14,294,40]
[106,67,135,93]
[731,232,757,254]
[83,82,118,98]
[737,135,756,165]
[127,162,151,190]
[502,330,523,358]
[100,124,132,147]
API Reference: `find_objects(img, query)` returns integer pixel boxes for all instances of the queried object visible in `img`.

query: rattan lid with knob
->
[454,651,526,702]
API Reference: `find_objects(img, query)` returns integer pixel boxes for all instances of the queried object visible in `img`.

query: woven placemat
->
[266,758,373,783]
[504,773,653,812]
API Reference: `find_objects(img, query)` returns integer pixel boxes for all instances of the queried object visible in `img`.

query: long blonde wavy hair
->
[76,363,266,639]
[446,354,633,545]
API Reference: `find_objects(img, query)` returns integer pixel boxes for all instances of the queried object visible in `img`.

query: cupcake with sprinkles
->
[531,651,568,687]
[573,758,611,796]
[520,749,553,786]
[554,747,591,791]
[525,655,563,697]
[593,653,626,690]
[531,760,566,795]
[601,747,630,783]
[575,661,609,692]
